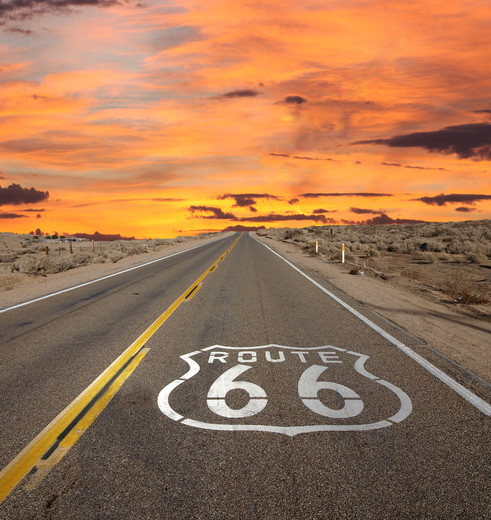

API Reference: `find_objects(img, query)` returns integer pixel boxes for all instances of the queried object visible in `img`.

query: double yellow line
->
[0,235,240,504]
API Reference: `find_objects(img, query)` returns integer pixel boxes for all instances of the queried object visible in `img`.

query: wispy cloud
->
[413,193,491,206]
[270,153,334,161]
[300,192,393,198]
[381,162,447,171]
[0,212,25,219]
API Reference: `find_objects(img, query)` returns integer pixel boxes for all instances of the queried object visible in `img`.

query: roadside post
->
[342,243,345,263]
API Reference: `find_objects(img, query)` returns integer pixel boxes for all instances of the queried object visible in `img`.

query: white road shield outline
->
[158,345,413,437]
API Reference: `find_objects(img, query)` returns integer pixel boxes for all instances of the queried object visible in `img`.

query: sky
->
[0,0,490,238]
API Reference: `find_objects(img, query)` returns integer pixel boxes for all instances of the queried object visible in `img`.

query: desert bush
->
[415,252,437,264]
[368,248,379,257]
[0,275,18,290]
[12,255,60,275]
[0,252,17,262]
[465,251,487,264]
[109,251,125,263]
[442,272,489,304]
[439,253,451,262]
[403,268,426,282]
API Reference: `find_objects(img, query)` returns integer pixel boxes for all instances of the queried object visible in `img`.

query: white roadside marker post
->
[315,240,318,254]
[342,243,345,263]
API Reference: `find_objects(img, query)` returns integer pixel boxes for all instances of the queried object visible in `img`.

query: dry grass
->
[258,220,491,307]
[0,232,219,281]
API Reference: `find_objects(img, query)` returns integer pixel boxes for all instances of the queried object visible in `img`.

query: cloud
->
[350,207,384,214]
[21,208,46,212]
[217,193,281,212]
[364,214,426,225]
[284,95,307,104]
[240,213,332,224]
[0,183,49,206]
[312,208,333,214]
[0,212,25,219]
[473,109,491,114]
[222,89,259,98]
[6,27,34,35]
[455,207,476,212]
[300,192,393,198]
[381,162,447,171]
[188,206,237,219]
[0,0,120,22]
[288,198,299,205]
[412,193,491,206]
[355,123,491,160]
[270,153,334,162]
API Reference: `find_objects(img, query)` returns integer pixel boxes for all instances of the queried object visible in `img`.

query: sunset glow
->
[1,0,490,237]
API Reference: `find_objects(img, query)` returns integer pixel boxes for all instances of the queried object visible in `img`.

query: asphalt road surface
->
[0,232,489,519]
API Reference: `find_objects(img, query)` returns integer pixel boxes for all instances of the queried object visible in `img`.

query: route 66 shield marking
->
[158,345,412,436]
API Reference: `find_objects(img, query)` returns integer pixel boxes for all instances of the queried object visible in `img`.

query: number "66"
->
[207,364,364,420]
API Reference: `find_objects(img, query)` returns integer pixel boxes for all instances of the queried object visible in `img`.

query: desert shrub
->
[109,251,125,263]
[415,252,437,264]
[12,255,60,275]
[439,253,451,262]
[0,252,17,262]
[284,229,302,240]
[92,255,107,264]
[465,251,487,264]
[426,240,445,252]
[403,268,426,282]
[57,256,76,271]
[0,275,18,290]
[368,248,379,257]
[442,272,489,304]
[72,252,93,266]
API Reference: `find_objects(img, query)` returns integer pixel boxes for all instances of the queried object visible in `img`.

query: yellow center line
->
[0,234,241,504]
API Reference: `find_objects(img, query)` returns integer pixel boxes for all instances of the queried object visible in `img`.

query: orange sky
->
[0,0,490,238]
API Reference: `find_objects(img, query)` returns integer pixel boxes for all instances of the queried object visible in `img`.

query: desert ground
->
[1,222,490,387]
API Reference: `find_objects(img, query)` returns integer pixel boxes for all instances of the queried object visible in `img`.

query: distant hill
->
[73,231,135,241]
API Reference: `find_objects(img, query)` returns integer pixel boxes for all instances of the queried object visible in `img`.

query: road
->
[0,232,489,519]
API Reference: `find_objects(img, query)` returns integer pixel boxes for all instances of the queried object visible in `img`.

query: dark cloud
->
[270,153,333,161]
[350,207,383,215]
[285,95,307,104]
[7,27,34,35]
[188,206,237,220]
[222,89,259,98]
[364,214,426,225]
[240,213,332,224]
[412,193,491,206]
[381,162,447,171]
[455,207,476,212]
[22,208,46,212]
[217,193,281,212]
[0,0,120,22]
[288,198,299,205]
[473,109,491,114]
[0,183,49,206]
[0,212,25,219]
[300,192,393,198]
[313,209,332,214]
[355,123,491,160]
[222,225,266,232]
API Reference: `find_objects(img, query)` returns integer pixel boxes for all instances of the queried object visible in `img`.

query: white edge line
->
[0,236,228,314]
[250,233,491,416]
